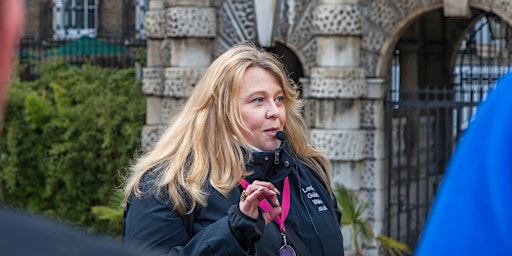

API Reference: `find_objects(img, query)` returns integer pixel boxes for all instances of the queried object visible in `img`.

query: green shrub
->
[0,62,145,237]
[335,184,411,256]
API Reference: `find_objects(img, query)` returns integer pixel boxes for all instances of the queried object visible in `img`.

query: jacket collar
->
[245,140,295,184]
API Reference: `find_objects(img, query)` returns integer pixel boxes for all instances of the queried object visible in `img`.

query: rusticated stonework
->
[165,7,216,37]
[308,67,365,98]
[144,10,165,39]
[142,68,165,95]
[309,129,366,161]
[163,67,206,97]
[141,125,166,152]
[312,4,362,35]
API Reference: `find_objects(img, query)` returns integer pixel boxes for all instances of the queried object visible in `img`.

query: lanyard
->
[239,177,290,232]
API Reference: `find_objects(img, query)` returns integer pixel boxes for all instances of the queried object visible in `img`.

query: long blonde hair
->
[124,42,331,215]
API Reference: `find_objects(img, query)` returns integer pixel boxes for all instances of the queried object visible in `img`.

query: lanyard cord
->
[239,177,290,232]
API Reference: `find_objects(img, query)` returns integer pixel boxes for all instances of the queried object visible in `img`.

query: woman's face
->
[238,66,286,151]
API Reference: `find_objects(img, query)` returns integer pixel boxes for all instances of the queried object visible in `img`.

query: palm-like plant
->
[90,189,125,236]
[335,184,411,256]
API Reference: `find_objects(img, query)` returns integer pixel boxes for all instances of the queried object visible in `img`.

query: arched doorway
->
[385,8,512,250]
[266,42,305,85]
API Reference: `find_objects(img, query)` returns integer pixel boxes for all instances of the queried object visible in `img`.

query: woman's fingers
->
[249,180,280,195]
[262,206,282,224]
[239,180,282,224]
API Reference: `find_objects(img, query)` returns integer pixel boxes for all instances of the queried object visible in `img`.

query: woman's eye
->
[253,97,264,103]
[276,96,284,103]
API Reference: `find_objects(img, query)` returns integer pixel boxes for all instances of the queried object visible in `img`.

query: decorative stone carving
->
[273,3,289,43]
[493,0,512,21]
[142,67,165,95]
[394,0,422,17]
[362,28,385,53]
[468,0,492,11]
[312,4,362,35]
[299,39,316,74]
[216,3,245,49]
[308,67,365,98]
[362,159,386,190]
[165,7,216,37]
[288,3,315,48]
[363,129,385,160]
[367,1,400,33]
[213,39,230,60]
[160,39,173,66]
[141,125,166,152]
[164,67,206,97]
[361,51,378,78]
[361,100,384,129]
[310,129,366,161]
[145,10,166,39]
[229,0,257,40]
[421,0,443,6]
[161,97,187,124]
[214,0,258,54]
[164,0,210,7]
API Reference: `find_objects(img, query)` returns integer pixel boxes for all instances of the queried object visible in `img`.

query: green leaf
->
[335,183,410,256]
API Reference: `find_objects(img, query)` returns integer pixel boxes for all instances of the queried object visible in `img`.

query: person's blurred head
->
[0,0,25,131]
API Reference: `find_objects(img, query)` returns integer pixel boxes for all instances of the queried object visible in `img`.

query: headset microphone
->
[276,131,287,141]
[273,131,287,165]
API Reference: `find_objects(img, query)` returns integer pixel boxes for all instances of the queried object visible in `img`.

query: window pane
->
[63,0,72,28]
[65,10,73,28]
[76,9,84,28]
[88,9,95,29]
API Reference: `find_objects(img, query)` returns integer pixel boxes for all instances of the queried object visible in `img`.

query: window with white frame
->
[135,0,148,39]
[54,0,98,39]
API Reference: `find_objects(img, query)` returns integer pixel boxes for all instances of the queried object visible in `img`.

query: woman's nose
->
[266,102,279,119]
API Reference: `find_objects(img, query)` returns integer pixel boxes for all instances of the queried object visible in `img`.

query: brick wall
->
[98,0,124,38]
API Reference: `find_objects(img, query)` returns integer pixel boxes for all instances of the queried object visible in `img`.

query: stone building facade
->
[143,0,512,254]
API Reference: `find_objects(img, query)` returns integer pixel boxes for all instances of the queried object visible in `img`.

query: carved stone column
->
[142,0,216,151]
[309,0,365,190]
[309,0,385,254]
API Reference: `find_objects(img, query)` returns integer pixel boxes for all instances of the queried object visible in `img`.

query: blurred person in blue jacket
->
[415,73,512,255]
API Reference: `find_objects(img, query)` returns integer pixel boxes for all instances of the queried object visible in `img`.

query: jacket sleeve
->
[123,192,265,256]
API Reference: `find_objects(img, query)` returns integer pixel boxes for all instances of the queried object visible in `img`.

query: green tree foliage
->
[0,62,145,237]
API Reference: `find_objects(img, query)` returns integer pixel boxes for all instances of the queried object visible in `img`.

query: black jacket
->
[123,141,344,255]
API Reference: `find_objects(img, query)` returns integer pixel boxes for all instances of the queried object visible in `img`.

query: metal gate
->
[385,13,512,251]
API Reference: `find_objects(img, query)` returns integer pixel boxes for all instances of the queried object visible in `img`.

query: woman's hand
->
[239,180,282,225]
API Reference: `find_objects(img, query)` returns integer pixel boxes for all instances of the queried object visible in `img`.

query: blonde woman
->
[123,42,344,255]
